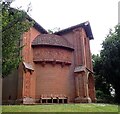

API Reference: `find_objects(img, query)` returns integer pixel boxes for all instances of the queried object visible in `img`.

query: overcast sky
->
[11,0,119,54]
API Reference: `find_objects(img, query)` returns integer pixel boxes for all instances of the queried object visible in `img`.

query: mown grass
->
[2,103,119,112]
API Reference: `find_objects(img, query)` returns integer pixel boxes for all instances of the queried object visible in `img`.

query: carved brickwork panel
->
[78,74,84,97]
[33,47,72,62]
[75,73,85,98]
[24,72,31,97]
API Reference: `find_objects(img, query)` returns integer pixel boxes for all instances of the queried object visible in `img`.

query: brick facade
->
[2,21,96,104]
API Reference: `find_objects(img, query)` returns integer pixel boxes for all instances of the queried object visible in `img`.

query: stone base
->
[92,98,97,103]
[15,98,23,104]
[75,97,91,103]
[23,97,35,104]
[15,97,36,104]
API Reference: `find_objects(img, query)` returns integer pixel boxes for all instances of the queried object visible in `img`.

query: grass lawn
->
[2,103,119,112]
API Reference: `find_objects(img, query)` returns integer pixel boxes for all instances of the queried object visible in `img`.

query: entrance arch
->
[88,73,96,102]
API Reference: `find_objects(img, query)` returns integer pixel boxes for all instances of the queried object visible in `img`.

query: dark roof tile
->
[32,34,74,50]
[27,16,48,34]
[55,21,94,40]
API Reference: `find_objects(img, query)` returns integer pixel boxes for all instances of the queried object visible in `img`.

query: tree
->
[100,25,120,103]
[92,54,112,103]
[2,1,33,77]
[48,27,60,34]
[93,25,120,103]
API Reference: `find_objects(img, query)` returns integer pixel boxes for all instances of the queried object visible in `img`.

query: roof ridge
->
[54,21,94,40]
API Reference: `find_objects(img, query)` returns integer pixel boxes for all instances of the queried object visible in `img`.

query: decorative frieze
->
[33,47,72,63]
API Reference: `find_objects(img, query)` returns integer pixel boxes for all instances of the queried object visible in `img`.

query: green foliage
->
[92,54,112,103]
[93,24,120,104]
[2,1,33,77]
[100,25,120,103]
[96,90,114,103]
[48,27,60,34]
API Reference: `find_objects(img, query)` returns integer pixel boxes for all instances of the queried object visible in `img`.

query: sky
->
[11,0,120,54]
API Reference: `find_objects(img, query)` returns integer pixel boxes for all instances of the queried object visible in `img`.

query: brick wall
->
[33,46,75,102]
[17,27,41,101]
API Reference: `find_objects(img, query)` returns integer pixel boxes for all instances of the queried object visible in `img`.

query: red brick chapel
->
[2,17,96,104]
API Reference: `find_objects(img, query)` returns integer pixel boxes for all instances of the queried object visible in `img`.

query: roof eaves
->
[32,44,74,51]
[9,8,48,34]
[54,21,94,40]
[26,16,48,34]
[23,62,34,71]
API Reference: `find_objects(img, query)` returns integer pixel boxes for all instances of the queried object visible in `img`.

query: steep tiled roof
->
[74,66,86,73]
[27,16,48,34]
[7,8,48,34]
[23,62,34,71]
[55,21,94,40]
[32,34,74,50]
